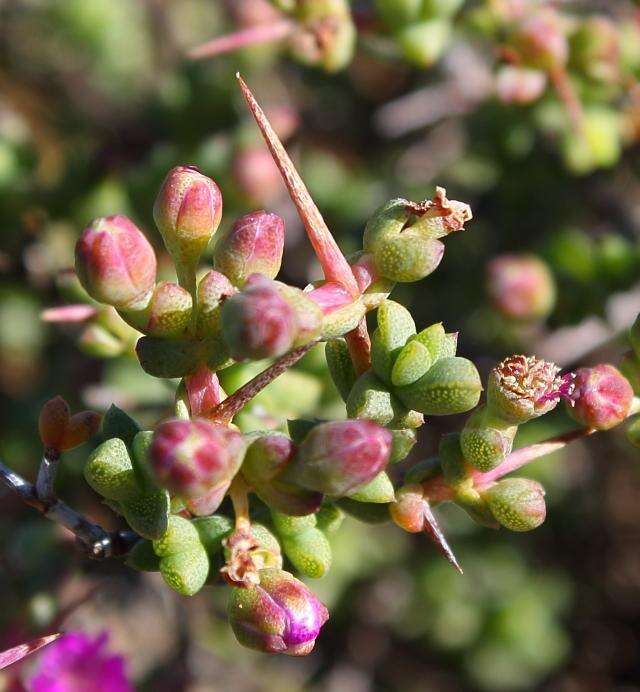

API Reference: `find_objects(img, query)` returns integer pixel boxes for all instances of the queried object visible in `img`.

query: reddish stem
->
[237,74,360,297]
[346,318,372,376]
[187,20,295,60]
[209,342,315,424]
[548,64,586,134]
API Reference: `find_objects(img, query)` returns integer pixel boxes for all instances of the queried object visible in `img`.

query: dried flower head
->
[488,354,575,424]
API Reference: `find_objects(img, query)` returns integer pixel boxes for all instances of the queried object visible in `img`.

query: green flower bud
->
[143,281,193,338]
[196,270,237,338]
[213,211,285,287]
[135,336,201,378]
[289,0,356,72]
[483,478,547,532]
[153,166,223,290]
[371,300,416,384]
[397,20,451,68]
[460,405,517,472]
[391,339,431,387]
[347,471,395,503]
[281,527,332,578]
[152,515,209,596]
[396,356,482,415]
[346,370,423,428]
[325,339,357,401]
[389,428,418,463]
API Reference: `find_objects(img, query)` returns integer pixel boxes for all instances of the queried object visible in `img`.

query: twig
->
[236,73,360,297]
[209,342,315,424]
[36,449,60,505]
[0,458,137,559]
[187,20,295,60]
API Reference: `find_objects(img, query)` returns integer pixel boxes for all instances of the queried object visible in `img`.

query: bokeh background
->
[2,1,640,689]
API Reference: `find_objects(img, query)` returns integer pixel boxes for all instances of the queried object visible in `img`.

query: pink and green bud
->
[228,568,329,655]
[221,274,298,360]
[75,215,157,311]
[289,0,356,73]
[487,355,575,424]
[153,166,223,284]
[495,66,547,104]
[397,20,451,68]
[290,420,392,497]
[396,356,482,416]
[482,478,547,532]
[363,189,471,283]
[487,254,555,321]
[512,8,568,69]
[390,483,426,533]
[460,405,517,472]
[213,210,285,286]
[568,364,633,431]
[149,418,245,504]
[196,270,237,338]
[144,281,193,338]
[243,433,323,516]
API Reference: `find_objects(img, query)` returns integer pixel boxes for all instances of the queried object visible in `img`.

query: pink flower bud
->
[513,9,568,69]
[221,274,298,360]
[487,254,555,321]
[487,355,575,424]
[153,166,223,277]
[144,281,193,338]
[233,148,284,205]
[149,418,245,500]
[291,420,392,496]
[228,568,329,655]
[75,215,157,311]
[213,211,285,286]
[495,66,547,104]
[568,364,633,430]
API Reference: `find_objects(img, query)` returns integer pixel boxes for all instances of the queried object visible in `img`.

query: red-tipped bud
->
[39,396,101,452]
[290,420,392,496]
[221,274,298,360]
[487,355,575,424]
[487,254,555,321]
[228,568,329,655]
[495,66,547,104]
[213,211,285,286]
[153,166,223,277]
[149,418,245,501]
[75,215,157,311]
[568,364,633,430]
[390,484,426,533]
[513,8,568,69]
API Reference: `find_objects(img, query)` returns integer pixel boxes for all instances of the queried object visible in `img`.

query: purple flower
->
[27,631,132,692]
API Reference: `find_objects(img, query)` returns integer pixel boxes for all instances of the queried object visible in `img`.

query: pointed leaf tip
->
[0,633,62,670]
[236,75,359,297]
[422,501,463,574]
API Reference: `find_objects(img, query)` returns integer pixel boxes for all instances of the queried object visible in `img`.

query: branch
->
[209,342,315,424]
[236,73,360,297]
[0,458,137,559]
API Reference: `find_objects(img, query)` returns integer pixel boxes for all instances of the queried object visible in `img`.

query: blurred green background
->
[1,1,640,689]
